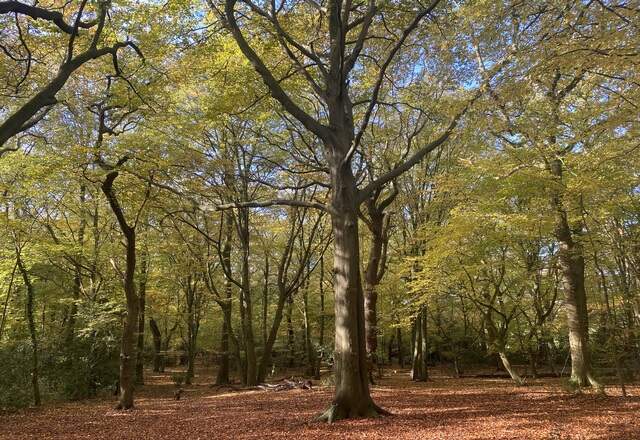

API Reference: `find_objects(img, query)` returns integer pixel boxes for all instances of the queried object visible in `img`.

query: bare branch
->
[216,198,333,214]
[358,56,511,202]
[217,0,331,143]
[0,1,97,34]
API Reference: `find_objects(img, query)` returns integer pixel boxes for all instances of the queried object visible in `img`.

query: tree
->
[212,0,509,420]
[0,0,142,152]
[94,97,151,409]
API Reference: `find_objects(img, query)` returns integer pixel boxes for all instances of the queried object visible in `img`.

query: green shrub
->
[0,342,38,409]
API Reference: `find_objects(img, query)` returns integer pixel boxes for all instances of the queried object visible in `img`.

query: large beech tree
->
[211,0,509,420]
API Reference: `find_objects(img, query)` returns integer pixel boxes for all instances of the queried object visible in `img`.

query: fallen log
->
[257,378,313,391]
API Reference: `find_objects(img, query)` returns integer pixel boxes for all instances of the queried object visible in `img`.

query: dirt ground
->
[2,369,639,440]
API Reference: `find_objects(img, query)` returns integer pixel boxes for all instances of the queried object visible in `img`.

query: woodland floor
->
[1,368,639,440]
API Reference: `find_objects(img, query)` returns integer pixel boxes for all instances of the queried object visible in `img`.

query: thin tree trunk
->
[186,283,195,385]
[216,215,234,385]
[135,248,148,385]
[498,351,525,385]
[238,208,257,386]
[149,318,162,373]
[302,275,317,377]
[315,255,325,380]
[0,261,17,341]
[101,170,139,409]
[286,291,295,368]
[262,253,269,348]
[216,301,232,384]
[65,184,86,344]
[397,327,404,368]
[185,277,200,385]
[363,217,383,380]
[411,310,427,381]
[16,251,41,406]
[421,308,428,379]
[257,286,287,382]
[363,190,395,383]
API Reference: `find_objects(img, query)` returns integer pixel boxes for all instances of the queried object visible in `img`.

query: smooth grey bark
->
[411,308,428,381]
[318,161,383,420]
[550,157,599,389]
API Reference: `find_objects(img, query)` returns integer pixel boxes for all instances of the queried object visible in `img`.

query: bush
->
[40,336,119,401]
[0,342,38,409]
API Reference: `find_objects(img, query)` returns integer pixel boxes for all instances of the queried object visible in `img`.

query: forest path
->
[1,372,639,439]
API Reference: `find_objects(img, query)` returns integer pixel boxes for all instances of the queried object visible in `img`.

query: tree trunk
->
[135,249,148,385]
[363,214,383,378]
[262,253,269,348]
[215,302,232,385]
[257,286,287,382]
[302,276,317,377]
[411,309,428,381]
[149,318,162,373]
[397,327,404,368]
[318,162,384,422]
[64,185,86,345]
[498,351,525,385]
[185,277,200,385]
[364,285,378,382]
[216,215,234,385]
[0,262,17,341]
[238,208,257,386]
[528,347,538,379]
[16,252,41,406]
[550,158,599,389]
[421,308,428,379]
[286,292,295,368]
[101,171,139,409]
[116,241,138,409]
[363,189,395,382]
[315,255,325,380]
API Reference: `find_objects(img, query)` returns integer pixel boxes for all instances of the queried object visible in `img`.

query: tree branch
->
[0,1,96,34]
[345,0,442,164]
[216,198,333,214]
[218,0,331,143]
[357,56,511,202]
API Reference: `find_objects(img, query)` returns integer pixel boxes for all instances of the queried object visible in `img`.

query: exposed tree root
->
[316,401,391,423]
[568,374,606,395]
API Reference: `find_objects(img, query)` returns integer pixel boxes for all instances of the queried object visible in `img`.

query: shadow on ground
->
[1,370,638,439]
